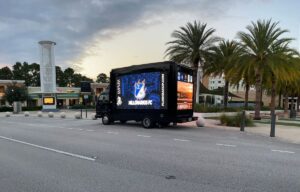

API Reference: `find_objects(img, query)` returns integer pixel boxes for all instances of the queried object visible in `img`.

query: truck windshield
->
[98,92,109,102]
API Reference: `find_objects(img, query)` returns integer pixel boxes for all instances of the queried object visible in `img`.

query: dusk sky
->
[0,0,300,79]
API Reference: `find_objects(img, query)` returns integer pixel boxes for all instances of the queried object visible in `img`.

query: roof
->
[111,61,192,75]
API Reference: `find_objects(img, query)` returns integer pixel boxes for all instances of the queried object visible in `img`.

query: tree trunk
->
[284,86,289,114]
[244,83,249,109]
[297,95,300,112]
[278,90,282,108]
[196,65,202,104]
[192,66,198,111]
[291,96,295,110]
[223,80,229,109]
[254,68,262,120]
[270,73,276,117]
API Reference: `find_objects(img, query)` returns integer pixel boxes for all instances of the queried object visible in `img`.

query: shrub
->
[194,104,241,113]
[220,113,254,127]
[0,106,13,112]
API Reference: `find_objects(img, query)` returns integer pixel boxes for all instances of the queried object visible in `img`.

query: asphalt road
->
[0,116,299,192]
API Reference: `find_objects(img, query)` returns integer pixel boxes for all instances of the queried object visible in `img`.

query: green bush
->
[220,113,254,127]
[22,106,42,111]
[0,106,13,112]
[69,104,95,109]
[194,104,242,113]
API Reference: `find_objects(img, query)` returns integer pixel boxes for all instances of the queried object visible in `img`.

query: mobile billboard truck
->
[96,61,197,128]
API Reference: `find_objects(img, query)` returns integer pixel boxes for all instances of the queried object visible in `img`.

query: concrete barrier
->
[48,112,54,118]
[74,112,81,119]
[196,115,205,127]
[37,111,43,117]
[5,112,11,117]
[60,112,66,118]
[24,111,30,117]
[91,113,97,120]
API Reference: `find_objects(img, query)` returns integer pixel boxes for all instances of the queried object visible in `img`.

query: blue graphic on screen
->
[116,72,162,109]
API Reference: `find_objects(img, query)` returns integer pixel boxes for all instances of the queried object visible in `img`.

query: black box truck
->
[96,61,197,128]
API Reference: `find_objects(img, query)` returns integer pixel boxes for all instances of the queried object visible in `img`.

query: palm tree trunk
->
[297,95,300,112]
[291,96,295,110]
[284,86,289,115]
[223,80,229,109]
[192,66,198,110]
[244,83,250,108]
[254,68,262,120]
[270,73,276,117]
[278,90,282,108]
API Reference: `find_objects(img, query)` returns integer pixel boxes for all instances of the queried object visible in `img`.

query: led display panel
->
[116,72,167,109]
[177,72,193,110]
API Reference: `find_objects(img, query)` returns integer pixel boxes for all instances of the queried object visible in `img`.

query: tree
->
[4,83,28,104]
[165,21,220,108]
[56,66,66,87]
[0,67,13,80]
[203,40,244,108]
[238,19,293,120]
[96,73,109,83]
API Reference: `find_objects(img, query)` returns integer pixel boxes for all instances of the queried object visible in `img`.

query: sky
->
[0,0,300,80]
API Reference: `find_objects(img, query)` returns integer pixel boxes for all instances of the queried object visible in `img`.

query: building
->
[0,80,109,108]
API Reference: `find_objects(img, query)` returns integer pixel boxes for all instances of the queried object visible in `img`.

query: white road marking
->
[78,129,83,131]
[0,135,96,161]
[271,149,295,154]
[107,131,119,135]
[86,130,95,132]
[67,128,73,130]
[173,138,190,142]
[137,135,151,138]
[216,143,236,147]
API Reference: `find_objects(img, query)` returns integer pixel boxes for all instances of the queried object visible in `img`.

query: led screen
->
[43,97,55,105]
[177,72,193,110]
[116,72,167,109]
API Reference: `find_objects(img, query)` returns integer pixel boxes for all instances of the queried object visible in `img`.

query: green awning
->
[57,93,80,99]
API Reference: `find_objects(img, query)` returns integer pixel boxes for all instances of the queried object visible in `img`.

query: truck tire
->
[102,114,112,125]
[142,117,154,129]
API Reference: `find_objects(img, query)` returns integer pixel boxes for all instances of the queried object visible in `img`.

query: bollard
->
[270,113,276,137]
[80,109,83,119]
[75,112,81,119]
[5,112,11,117]
[48,112,54,118]
[37,111,43,117]
[60,112,66,118]
[24,111,30,117]
[86,109,87,119]
[240,110,245,132]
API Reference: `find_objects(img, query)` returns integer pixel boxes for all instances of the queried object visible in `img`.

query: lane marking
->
[0,135,96,161]
[67,128,73,130]
[86,130,95,132]
[174,138,190,142]
[216,143,236,147]
[107,131,119,135]
[78,129,83,131]
[137,135,151,138]
[271,150,295,154]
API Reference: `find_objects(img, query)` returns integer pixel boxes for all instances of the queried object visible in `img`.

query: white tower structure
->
[39,41,57,110]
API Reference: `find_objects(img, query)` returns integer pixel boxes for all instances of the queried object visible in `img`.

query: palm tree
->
[264,46,299,117]
[203,40,244,108]
[165,21,220,107]
[238,19,293,120]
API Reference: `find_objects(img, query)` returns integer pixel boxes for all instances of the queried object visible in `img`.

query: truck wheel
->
[102,114,112,125]
[142,117,154,129]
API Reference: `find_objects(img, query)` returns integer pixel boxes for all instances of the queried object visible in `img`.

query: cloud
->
[0,0,238,70]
